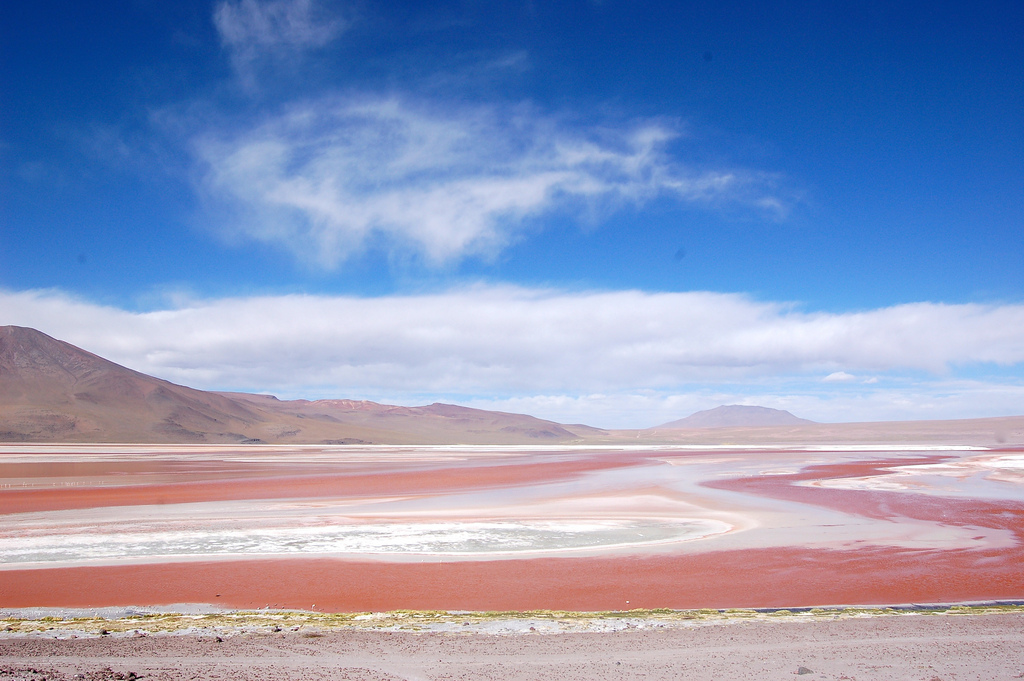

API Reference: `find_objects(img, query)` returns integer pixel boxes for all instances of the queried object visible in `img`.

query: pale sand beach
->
[1,609,1023,680]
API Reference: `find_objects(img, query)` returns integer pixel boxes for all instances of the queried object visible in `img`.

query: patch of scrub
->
[4,604,1023,637]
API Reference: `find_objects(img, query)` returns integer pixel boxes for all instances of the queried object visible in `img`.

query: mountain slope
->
[0,325,269,442]
[221,392,604,443]
[0,326,601,444]
[656,404,815,429]
[4,326,1020,446]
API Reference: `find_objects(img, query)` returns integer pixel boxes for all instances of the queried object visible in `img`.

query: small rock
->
[797,666,814,675]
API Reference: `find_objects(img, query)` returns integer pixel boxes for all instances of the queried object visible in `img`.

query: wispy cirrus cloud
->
[193,96,783,267]
[214,0,345,86]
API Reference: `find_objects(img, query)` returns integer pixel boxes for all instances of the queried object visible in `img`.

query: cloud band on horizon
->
[3,286,1022,395]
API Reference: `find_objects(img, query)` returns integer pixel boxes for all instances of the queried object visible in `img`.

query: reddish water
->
[1,445,1022,611]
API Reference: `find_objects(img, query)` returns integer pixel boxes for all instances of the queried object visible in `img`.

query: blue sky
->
[2,0,1023,427]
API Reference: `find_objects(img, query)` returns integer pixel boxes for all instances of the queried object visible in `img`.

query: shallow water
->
[2,444,1023,610]
[1,444,1022,569]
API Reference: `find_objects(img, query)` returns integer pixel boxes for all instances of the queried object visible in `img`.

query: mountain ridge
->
[0,326,601,444]
[656,404,816,429]
[3,326,1023,446]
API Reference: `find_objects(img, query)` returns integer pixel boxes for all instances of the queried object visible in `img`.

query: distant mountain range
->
[657,405,815,429]
[2,325,1022,445]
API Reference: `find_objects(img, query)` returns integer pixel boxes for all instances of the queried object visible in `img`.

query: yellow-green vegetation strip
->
[3,604,1023,635]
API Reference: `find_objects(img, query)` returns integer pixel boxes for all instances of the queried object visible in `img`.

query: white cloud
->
[4,286,1024,404]
[193,97,780,267]
[823,371,856,382]
[214,0,344,85]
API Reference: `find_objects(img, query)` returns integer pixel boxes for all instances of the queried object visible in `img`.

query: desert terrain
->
[3,326,1024,677]
[5,325,1024,447]
[3,445,1023,680]
[2,609,1023,680]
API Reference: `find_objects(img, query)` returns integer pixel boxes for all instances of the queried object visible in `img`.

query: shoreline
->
[3,607,1022,681]
[5,602,1024,637]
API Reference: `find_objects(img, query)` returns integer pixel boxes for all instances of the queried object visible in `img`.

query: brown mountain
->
[656,404,816,429]
[4,326,1022,446]
[0,326,602,444]
[219,392,601,443]
[638,405,1023,445]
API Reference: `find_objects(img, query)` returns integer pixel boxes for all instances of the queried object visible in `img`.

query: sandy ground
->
[1,611,1022,680]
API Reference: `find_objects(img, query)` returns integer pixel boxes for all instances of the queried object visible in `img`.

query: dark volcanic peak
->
[656,404,816,429]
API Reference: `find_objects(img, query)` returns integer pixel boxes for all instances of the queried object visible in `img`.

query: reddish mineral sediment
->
[2,445,1022,611]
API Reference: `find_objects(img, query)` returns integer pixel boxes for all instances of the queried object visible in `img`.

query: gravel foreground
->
[2,609,1023,680]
